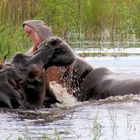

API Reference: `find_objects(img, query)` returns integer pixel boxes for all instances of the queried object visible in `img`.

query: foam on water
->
[99,94,140,103]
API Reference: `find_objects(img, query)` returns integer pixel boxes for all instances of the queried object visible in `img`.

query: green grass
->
[0,0,140,60]
[0,24,31,61]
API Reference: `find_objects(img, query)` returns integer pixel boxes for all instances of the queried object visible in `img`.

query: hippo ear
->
[49,40,57,46]
[47,37,62,46]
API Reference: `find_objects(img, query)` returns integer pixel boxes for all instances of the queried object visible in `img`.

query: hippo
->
[56,51,140,102]
[34,37,140,102]
[0,36,75,108]
[25,36,140,103]
[0,55,45,108]
[22,20,75,99]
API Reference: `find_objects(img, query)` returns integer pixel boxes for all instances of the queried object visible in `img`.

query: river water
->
[0,56,140,140]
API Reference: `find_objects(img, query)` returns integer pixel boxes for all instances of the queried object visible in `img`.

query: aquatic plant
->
[90,111,102,140]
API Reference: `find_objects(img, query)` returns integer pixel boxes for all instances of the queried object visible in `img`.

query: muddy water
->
[1,56,140,140]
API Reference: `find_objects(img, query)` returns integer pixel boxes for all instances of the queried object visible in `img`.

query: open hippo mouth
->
[0,36,75,108]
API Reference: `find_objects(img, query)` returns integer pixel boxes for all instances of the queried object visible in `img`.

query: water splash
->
[49,81,78,107]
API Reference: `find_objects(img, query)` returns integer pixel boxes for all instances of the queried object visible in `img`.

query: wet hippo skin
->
[0,36,75,108]
[75,67,140,101]
[0,55,45,108]
[64,56,140,101]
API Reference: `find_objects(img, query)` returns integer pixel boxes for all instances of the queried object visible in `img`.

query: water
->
[1,56,140,140]
[74,47,140,55]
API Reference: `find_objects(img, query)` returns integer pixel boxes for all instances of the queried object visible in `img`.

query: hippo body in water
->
[72,65,140,101]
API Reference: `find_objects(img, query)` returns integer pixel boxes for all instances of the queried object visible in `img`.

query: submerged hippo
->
[0,37,75,108]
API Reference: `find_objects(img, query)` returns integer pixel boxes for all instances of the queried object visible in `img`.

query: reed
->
[0,25,31,60]
[0,0,140,59]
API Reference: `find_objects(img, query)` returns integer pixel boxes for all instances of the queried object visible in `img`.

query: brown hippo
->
[72,65,140,101]
[0,36,75,108]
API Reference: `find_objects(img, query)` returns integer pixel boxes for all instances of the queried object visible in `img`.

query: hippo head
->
[30,36,75,69]
[0,36,75,108]
[0,54,45,108]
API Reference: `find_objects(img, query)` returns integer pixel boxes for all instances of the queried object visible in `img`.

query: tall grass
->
[0,0,38,61]
[0,25,31,61]
[0,0,140,59]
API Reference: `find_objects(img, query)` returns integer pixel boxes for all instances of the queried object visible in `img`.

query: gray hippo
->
[0,36,74,108]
